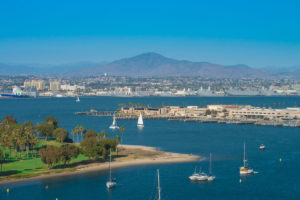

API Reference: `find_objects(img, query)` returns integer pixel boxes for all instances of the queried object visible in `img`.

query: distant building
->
[24,80,46,91]
[49,81,61,91]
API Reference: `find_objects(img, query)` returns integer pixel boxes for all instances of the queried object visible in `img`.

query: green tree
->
[37,122,54,141]
[75,125,85,143]
[119,126,126,144]
[80,137,102,159]
[53,128,68,143]
[71,130,76,143]
[2,115,17,125]
[0,150,5,172]
[39,145,60,169]
[45,116,60,129]
[84,130,100,139]
[99,139,117,159]
[58,144,80,166]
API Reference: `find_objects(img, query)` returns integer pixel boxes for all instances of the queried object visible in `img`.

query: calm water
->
[1,96,300,200]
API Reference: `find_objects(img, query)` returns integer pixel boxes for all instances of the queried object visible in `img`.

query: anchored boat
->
[106,149,117,189]
[109,115,119,130]
[240,143,254,175]
[137,113,144,127]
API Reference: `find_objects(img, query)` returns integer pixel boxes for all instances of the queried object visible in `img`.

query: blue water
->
[1,97,300,200]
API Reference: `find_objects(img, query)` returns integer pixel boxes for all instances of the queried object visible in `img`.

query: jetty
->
[75,105,300,128]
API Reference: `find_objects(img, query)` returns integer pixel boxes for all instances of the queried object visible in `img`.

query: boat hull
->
[106,181,116,189]
[109,125,119,129]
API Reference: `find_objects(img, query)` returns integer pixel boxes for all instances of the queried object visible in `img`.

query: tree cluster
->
[0,115,39,160]
[39,144,80,168]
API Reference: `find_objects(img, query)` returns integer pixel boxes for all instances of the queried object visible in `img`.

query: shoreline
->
[0,145,200,185]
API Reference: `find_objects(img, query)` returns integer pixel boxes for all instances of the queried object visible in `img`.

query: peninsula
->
[0,144,199,184]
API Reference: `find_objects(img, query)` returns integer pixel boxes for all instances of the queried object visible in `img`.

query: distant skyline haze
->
[1,0,300,68]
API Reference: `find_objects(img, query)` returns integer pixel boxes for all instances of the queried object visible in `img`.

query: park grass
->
[0,141,90,181]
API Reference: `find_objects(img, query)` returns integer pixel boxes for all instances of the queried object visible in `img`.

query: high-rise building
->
[24,80,46,91]
[50,81,61,91]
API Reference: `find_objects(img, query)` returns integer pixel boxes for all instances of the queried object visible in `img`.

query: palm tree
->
[115,135,121,156]
[71,130,76,143]
[119,126,125,144]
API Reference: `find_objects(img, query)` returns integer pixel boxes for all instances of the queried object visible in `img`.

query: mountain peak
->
[129,52,170,61]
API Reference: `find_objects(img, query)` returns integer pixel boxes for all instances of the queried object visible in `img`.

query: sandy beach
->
[0,145,200,185]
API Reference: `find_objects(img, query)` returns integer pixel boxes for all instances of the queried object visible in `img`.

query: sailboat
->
[106,149,116,189]
[109,115,119,129]
[157,169,161,200]
[240,143,254,175]
[137,113,144,127]
[76,96,80,102]
[189,167,208,181]
[207,153,216,181]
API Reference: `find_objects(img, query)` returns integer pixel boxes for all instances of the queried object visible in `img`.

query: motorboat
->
[259,144,266,151]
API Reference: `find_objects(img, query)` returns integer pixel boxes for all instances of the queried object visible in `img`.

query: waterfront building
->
[24,80,46,91]
[50,81,61,91]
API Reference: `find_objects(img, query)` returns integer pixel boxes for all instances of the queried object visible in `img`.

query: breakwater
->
[75,110,300,128]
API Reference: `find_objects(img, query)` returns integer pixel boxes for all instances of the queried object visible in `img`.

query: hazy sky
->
[1,0,300,67]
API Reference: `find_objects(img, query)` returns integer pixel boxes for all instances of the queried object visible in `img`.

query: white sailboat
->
[106,149,116,189]
[109,115,119,129]
[189,167,208,181]
[137,113,144,127]
[76,96,80,102]
[240,143,254,175]
[157,169,161,200]
[207,153,216,181]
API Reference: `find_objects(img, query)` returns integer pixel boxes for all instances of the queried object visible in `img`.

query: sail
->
[137,113,143,125]
[112,116,116,126]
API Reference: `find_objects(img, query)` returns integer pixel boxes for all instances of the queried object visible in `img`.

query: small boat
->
[137,113,144,127]
[109,115,119,129]
[106,149,116,189]
[76,96,80,102]
[207,153,216,181]
[259,144,266,151]
[240,143,254,175]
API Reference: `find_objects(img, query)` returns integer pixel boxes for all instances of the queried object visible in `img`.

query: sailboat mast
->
[209,153,212,175]
[157,169,161,200]
[243,143,246,167]
[109,149,112,181]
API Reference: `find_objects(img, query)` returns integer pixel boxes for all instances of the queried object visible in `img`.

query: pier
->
[75,105,300,128]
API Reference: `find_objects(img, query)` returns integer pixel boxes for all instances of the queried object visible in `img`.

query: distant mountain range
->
[1,53,300,79]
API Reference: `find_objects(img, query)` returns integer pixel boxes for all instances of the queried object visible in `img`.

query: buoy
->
[239,178,242,183]
[280,158,282,162]
[7,188,9,193]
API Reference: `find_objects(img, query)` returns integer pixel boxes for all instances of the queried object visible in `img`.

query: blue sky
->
[1,0,300,67]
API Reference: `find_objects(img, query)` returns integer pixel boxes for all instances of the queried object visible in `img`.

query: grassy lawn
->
[0,141,90,181]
